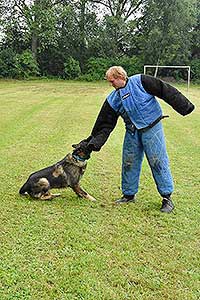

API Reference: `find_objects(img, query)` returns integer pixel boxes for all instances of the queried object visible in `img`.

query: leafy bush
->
[84,58,111,80]
[15,51,39,78]
[38,48,67,77]
[0,48,17,78]
[191,58,200,80]
[117,56,143,76]
[83,56,143,81]
[64,56,81,79]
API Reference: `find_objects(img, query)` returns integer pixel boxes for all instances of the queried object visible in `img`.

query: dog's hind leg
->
[72,184,96,201]
[19,181,29,195]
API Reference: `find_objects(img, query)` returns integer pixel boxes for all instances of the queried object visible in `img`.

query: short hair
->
[105,66,127,80]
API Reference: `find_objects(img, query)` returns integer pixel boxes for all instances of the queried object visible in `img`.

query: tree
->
[71,0,100,70]
[0,0,199,79]
[137,0,197,66]
[191,0,200,58]
[0,0,58,59]
[93,0,144,20]
[90,0,144,57]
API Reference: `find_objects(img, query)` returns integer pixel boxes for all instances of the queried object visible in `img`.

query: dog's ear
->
[72,143,80,149]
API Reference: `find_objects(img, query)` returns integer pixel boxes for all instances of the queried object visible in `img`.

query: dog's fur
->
[19,153,96,201]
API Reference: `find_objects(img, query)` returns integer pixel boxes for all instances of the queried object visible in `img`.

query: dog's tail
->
[19,181,29,195]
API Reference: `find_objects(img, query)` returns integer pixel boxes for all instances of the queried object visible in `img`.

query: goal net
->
[143,65,191,92]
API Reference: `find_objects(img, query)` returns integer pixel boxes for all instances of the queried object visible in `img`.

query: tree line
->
[0,0,199,80]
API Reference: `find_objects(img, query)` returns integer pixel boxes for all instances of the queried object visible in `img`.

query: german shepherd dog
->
[19,153,96,201]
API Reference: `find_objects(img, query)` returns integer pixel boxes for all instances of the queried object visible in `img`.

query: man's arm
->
[141,75,195,116]
[73,100,118,158]
[88,100,119,151]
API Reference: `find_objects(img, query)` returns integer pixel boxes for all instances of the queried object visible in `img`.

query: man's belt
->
[139,115,169,133]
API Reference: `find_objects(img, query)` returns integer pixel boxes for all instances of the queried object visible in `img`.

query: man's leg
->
[142,122,174,212]
[121,130,144,197]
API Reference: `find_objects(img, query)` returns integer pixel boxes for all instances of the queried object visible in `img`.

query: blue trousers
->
[122,122,174,196]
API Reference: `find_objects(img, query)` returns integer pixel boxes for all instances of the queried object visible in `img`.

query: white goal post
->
[143,65,191,92]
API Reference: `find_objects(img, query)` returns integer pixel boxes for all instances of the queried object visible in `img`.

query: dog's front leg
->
[40,192,61,200]
[72,184,96,202]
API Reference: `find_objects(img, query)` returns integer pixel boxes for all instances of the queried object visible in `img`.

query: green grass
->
[0,79,199,300]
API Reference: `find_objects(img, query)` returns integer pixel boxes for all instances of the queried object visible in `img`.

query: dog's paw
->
[40,193,61,200]
[86,194,97,202]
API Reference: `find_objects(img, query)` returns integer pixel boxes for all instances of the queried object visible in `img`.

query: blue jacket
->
[80,75,195,152]
[107,74,162,129]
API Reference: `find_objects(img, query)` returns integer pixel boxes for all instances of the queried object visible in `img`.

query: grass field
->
[0,79,199,300]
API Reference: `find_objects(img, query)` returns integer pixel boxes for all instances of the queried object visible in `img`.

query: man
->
[72,66,195,213]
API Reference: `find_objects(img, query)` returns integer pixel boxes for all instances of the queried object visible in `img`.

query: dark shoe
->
[115,195,135,204]
[160,197,174,213]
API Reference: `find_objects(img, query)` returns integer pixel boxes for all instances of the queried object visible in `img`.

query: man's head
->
[105,66,127,89]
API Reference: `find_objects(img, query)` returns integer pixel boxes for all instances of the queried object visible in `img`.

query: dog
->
[19,153,96,201]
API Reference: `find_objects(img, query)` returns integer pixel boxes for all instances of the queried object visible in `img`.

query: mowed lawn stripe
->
[0,80,199,300]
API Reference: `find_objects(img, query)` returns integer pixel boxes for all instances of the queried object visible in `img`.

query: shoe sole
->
[160,206,174,213]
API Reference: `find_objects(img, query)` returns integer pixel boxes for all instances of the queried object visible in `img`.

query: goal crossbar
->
[143,65,191,92]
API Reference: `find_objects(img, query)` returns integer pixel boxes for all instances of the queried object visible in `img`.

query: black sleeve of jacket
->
[86,99,118,152]
[141,75,195,116]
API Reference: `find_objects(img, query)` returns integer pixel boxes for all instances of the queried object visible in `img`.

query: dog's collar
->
[72,154,86,162]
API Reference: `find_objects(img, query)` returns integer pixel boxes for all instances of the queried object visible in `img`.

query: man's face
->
[107,75,126,89]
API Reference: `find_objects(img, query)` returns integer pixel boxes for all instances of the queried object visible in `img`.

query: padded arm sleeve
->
[86,100,119,151]
[141,75,195,116]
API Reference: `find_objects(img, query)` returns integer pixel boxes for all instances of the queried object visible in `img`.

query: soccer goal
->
[143,65,191,92]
